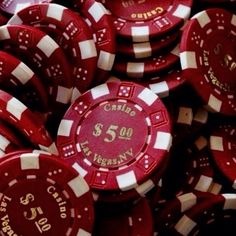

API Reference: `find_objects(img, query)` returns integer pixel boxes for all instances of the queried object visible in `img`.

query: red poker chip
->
[173,193,236,235]
[0,152,94,236]
[113,44,180,79]
[94,198,153,236]
[210,122,236,190]
[56,0,116,85]
[0,89,57,154]
[162,134,216,198]
[0,50,49,113]
[180,8,236,116]
[81,0,116,85]
[57,81,172,191]
[8,3,98,100]
[96,0,192,42]
[117,30,181,59]
[154,191,213,235]
[0,24,73,115]
[0,0,52,15]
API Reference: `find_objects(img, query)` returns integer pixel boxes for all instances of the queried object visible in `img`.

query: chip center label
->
[78,100,148,169]
[0,181,71,235]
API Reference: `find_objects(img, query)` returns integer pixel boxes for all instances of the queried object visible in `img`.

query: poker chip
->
[94,198,153,236]
[0,2,233,235]
[81,0,116,85]
[97,0,192,42]
[180,8,236,116]
[0,89,57,154]
[162,134,216,197]
[8,3,98,99]
[0,152,94,235]
[57,81,172,191]
[181,135,216,193]
[0,24,73,114]
[154,191,213,235]
[210,122,236,189]
[0,0,52,15]
[58,0,116,85]
[173,193,236,235]
[0,50,48,113]
[113,44,180,79]
[117,30,180,59]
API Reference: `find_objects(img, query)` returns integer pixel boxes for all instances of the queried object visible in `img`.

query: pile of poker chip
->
[0,0,234,235]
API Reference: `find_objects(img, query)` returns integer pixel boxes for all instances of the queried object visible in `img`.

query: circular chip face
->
[94,198,153,236]
[57,82,172,191]
[173,193,236,235]
[0,50,49,113]
[97,0,192,42]
[113,44,180,79]
[0,0,52,15]
[0,152,94,236]
[8,3,98,99]
[180,8,236,116]
[210,123,236,189]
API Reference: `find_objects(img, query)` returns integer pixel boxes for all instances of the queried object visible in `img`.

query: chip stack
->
[0,0,233,235]
[104,0,193,98]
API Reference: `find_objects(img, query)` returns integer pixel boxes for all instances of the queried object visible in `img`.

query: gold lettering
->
[1,215,18,236]
[20,193,34,206]
[47,186,56,194]
[103,103,136,116]
[47,186,67,219]
[131,7,164,19]
[207,67,229,92]
[92,148,134,167]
